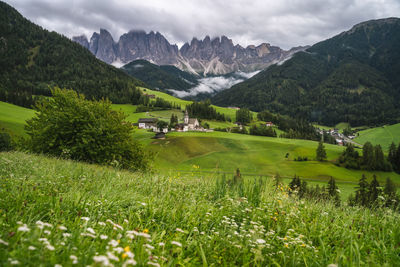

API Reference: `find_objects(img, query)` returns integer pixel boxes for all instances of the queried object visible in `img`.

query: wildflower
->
[256,239,266,244]
[17,224,30,232]
[124,246,130,252]
[70,255,78,264]
[147,262,160,267]
[158,242,165,246]
[106,252,119,262]
[9,259,20,265]
[44,230,51,235]
[28,246,36,250]
[63,233,71,238]
[55,264,62,267]
[143,229,149,233]
[86,227,96,234]
[98,222,106,226]
[46,244,55,251]
[100,235,108,240]
[36,221,45,229]
[60,242,65,246]
[176,228,185,233]
[93,255,110,266]
[0,239,8,246]
[109,239,119,247]
[123,259,137,266]
[140,202,147,206]
[113,224,124,231]
[145,244,155,250]
[58,226,67,231]
[284,243,289,248]
[124,219,129,224]
[80,233,96,238]
[301,243,306,247]
[114,247,124,254]
[171,241,182,247]
[122,253,128,259]
[81,217,90,222]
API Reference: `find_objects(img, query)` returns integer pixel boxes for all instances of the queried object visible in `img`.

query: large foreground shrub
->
[25,88,150,171]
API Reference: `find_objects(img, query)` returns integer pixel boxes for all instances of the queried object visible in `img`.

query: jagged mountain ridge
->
[73,30,307,75]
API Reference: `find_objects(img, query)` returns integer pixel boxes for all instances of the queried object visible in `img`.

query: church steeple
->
[184,110,189,124]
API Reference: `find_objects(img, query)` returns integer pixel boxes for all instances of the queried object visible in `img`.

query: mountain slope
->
[122,60,198,92]
[212,18,400,126]
[73,30,307,75]
[0,1,145,107]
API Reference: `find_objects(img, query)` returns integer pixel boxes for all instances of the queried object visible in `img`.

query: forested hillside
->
[213,18,400,126]
[0,1,145,107]
[122,59,198,92]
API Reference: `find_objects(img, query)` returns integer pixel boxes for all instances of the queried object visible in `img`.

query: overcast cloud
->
[4,0,400,49]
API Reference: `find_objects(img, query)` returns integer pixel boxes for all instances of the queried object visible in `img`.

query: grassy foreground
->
[1,152,400,266]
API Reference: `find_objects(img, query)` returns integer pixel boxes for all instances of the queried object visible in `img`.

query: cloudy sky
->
[5,0,400,49]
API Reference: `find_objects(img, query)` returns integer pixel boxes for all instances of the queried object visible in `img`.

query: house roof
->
[188,118,198,124]
[138,118,158,123]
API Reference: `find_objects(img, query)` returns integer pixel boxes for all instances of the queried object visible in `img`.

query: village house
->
[138,118,158,131]
[265,121,274,127]
[143,93,156,99]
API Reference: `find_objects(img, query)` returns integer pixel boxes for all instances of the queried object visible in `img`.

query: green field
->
[0,101,35,135]
[354,123,400,150]
[1,151,399,266]
[145,131,400,185]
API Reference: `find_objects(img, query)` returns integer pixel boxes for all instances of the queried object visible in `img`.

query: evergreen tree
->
[374,145,385,171]
[170,113,178,127]
[395,143,400,173]
[384,177,398,208]
[355,174,369,206]
[316,141,327,161]
[368,175,380,205]
[388,142,397,167]
[362,142,375,170]
[327,177,340,205]
[299,180,308,198]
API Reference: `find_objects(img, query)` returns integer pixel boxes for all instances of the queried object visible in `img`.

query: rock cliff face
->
[73,30,307,75]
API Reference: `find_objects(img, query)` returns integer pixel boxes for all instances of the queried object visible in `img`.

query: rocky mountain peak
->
[72,35,89,49]
[73,29,307,75]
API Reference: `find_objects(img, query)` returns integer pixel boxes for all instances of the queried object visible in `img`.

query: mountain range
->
[212,18,400,126]
[73,30,307,76]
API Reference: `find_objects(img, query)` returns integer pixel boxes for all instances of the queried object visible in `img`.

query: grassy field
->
[145,131,400,185]
[354,123,400,150]
[0,101,35,136]
[1,151,399,266]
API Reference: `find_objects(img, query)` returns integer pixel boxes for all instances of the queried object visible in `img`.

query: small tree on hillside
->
[26,88,151,171]
[327,177,340,206]
[354,174,369,207]
[170,113,178,127]
[368,175,380,205]
[316,141,327,161]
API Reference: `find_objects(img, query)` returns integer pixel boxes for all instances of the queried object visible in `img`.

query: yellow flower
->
[143,229,149,233]
[122,253,127,259]
[124,246,130,252]
[117,239,120,244]
[301,243,306,247]
[284,243,289,248]
[283,237,287,241]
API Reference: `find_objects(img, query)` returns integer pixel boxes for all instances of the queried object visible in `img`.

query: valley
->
[1,1,400,265]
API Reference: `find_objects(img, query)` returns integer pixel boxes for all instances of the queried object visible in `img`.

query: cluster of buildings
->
[137,110,205,137]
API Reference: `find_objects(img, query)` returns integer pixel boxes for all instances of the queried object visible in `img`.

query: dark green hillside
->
[0,1,145,107]
[122,59,198,92]
[213,18,400,126]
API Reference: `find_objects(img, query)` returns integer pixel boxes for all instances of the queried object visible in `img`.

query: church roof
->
[188,118,198,124]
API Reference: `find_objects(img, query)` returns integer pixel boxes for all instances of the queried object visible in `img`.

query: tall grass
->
[1,151,399,266]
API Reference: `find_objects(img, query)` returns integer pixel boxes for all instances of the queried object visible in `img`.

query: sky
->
[5,0,400,49]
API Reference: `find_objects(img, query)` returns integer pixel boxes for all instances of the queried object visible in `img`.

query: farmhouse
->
[138,118,158,131]
[266,122,274,127]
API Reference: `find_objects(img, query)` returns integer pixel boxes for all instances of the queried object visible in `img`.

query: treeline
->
[186,100,229,121]
[338,142,393,172]
[257,110,321,141]
[135,96,180,112]
[249,125,277,137]
[0,2,145,108]
[285,174,399,211]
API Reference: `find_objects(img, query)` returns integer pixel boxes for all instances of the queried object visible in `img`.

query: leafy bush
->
[25,88,151,171]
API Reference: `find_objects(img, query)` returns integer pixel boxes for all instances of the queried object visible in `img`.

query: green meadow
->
[1,151,399,266]
[0,101,35,136]
[354,123,400,150]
